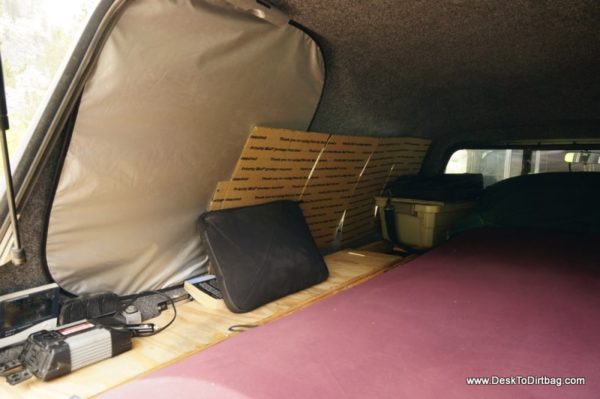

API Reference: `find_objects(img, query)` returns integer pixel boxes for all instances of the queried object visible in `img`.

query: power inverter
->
[18,319,132,382]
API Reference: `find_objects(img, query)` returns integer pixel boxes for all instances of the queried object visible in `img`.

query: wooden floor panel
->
[1,250,410,399]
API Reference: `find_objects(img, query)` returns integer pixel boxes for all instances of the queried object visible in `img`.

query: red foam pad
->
[102,228,600,398]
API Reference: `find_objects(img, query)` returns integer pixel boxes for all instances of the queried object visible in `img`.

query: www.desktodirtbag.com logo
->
[466,375,586,387]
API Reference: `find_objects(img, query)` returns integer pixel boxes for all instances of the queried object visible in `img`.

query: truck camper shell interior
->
[0,0,598,398]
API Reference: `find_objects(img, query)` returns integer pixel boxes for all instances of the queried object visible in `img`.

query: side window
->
[0,0,99,173]
[532,150,600,173]
[445,148,600,186]
[445,149,523,187]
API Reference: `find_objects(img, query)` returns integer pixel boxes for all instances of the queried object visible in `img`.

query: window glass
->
[446,149,523,186]
[531,150,600,173]
[446,148,600,186]
[0,0,99,167]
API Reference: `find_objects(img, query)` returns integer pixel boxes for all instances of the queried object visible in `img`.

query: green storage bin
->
[375,197,474,248]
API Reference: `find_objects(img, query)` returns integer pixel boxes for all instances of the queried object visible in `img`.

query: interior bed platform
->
[100,227,600,399]
[0,249,407,399]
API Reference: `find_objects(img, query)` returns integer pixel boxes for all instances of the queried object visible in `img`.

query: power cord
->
[228,324,257,332]
[143,291,177,336]
[107,291,177,337]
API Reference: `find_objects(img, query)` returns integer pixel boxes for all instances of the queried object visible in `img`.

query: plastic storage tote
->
[375,197,474,248]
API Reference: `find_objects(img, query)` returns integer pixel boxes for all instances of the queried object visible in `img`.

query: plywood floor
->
[1,250,410,399]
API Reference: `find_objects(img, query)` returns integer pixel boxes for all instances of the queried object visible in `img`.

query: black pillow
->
[198,200,329,313]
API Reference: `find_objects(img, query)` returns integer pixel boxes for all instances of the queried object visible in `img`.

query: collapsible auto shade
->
[45,0,325,295]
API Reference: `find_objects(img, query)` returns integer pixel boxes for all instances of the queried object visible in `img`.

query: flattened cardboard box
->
[210,127,431,247]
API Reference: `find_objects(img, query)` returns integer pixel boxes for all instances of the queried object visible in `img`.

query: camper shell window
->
[446,148,600,186]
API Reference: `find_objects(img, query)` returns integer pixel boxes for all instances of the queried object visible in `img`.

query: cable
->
[145,291,176,336]
[228,324,257,332]
[112,290,177,337]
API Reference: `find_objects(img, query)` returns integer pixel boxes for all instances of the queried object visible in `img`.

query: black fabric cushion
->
[451,172,600,235]
[198,201,329,313]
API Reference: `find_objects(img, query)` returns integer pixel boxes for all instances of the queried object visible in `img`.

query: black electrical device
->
[58,292,121,325]
[16,318,131,383]
[0,283,60,349]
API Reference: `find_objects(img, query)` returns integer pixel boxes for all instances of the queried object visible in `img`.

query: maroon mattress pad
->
[101,228,600,398]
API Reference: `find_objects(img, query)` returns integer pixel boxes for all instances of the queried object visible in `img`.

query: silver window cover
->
[46,0,325,295]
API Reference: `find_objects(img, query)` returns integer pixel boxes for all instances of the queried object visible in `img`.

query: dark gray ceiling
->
[274,0,600,141]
